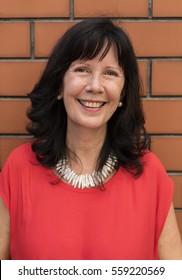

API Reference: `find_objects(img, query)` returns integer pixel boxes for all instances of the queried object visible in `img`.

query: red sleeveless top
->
[0,143,173,259]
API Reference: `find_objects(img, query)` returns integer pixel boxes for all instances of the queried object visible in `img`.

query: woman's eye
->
[105,70,118,77]
[75,67,88,73]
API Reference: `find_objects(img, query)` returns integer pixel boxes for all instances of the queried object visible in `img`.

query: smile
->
[78,99,106,108]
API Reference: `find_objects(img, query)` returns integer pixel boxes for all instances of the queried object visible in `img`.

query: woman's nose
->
[85,74,104,94]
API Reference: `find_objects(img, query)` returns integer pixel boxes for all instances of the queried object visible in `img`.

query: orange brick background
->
[0,0,182,237]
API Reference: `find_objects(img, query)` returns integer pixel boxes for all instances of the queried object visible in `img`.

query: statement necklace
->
[56,154,118,189]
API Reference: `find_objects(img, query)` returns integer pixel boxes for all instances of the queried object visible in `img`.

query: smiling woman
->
[0,17,182,260]
[61,45,125,130]
[27,18,145,177]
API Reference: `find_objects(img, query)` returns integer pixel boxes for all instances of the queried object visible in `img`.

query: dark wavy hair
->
[27,17,149,177]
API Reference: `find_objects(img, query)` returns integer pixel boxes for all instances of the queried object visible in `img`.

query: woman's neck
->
[65,125,107,173]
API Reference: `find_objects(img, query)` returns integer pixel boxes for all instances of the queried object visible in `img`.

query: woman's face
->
[60,45,125,132]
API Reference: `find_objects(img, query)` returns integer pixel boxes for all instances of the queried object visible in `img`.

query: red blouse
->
[0,143,173,260]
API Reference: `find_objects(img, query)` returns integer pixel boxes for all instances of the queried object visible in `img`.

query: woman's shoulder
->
[141,150,169,177]
[8,142,32,157]
[3,142,36,168]
[142,150,163,165]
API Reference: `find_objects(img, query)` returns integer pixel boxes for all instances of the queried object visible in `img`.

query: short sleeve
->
[0,154,12,211]
[152,154,174,244]
[0,143,31,213]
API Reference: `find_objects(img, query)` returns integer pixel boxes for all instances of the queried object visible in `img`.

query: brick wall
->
[0,0,182,236]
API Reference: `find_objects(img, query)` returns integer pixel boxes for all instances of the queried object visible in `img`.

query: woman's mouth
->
[78,99,106,108]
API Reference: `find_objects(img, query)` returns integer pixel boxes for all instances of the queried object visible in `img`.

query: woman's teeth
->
[79,100,105,108]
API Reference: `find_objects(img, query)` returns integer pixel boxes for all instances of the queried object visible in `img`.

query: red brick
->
[0,0,69,18]
[175,212,182,240]
[122,21,182,57]
[35,21,182,58]
[152,61,182,96]
[151,137,182,171]
[35,22,74,57]
[74,0,148,17]
[0,138,30,170]
[153,0,182,17]
[0,100,29,133]
[138,61,148,96]
[143,100,182,134]
[171,176,182,208]
[0,22,30,57]
[35,21,182,57]
[0,61,46,96]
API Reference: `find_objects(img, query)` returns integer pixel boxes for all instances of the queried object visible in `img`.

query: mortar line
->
[30,21,35,59]
[148,0,153,19]
[70,0,74,20]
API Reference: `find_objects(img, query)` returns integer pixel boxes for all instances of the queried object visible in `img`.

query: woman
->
[0,18,182,260]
